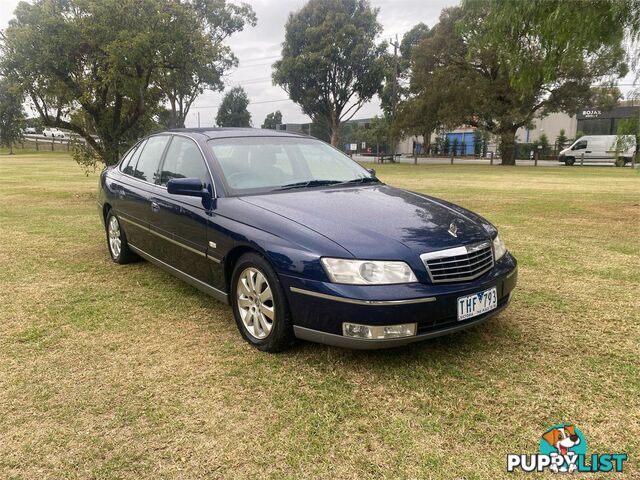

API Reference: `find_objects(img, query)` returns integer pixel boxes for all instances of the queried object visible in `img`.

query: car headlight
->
[320,258,418,285]
[493,234,507,260]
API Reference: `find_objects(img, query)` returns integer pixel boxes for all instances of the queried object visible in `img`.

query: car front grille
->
[420,241,494,283]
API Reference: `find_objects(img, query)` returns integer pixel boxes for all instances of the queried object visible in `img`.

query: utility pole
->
[389,34,400,162]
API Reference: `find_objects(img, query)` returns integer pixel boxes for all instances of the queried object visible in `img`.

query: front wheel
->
[231,253,294,352]
[564,156,575,166]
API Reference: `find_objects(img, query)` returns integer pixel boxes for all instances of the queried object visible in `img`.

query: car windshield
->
[208,137,377,195]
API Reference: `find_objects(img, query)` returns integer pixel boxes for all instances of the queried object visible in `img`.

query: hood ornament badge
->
[448,221,458,238]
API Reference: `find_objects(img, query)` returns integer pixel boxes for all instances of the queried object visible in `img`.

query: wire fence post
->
[580,153,584,166]
[450,152,454,165]
[490,152,494,165]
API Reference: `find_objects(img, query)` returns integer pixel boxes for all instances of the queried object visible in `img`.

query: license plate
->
[457,287,497,321]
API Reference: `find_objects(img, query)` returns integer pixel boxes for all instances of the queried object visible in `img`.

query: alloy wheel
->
[236,267,275,340]
[108,216,122,258]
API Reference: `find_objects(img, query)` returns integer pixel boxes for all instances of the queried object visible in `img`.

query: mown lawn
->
[0,151,638,479]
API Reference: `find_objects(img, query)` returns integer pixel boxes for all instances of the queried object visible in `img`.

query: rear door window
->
[119,142,141,174]
[122,140,146,176]
[133,136,170,183]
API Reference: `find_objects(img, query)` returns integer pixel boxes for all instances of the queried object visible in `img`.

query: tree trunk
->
[9,143,14,155]
[500,129,517,166]
[330,123,339,147]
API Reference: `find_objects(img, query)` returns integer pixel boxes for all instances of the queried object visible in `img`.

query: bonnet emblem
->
[448,221,458,238]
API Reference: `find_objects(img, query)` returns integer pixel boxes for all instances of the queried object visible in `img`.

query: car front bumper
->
[280,253,518,349]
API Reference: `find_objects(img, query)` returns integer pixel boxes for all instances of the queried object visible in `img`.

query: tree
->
[443,136,450,156]
[272,0,386,146]
[364,116,391,157]
[616,117,639,163]
[216,86,251,127]
[380,23,431,159]
[380,23,430,114]
[411,2,632,165]
[0,77,24,154]
[538,133,550,158]
[261,111,283,130]
[157,1,256,128]
[1,0,171,165]
[0,0,252,166]
[556,129,568,152]
[392,24,437,155]
[309,117,331,142]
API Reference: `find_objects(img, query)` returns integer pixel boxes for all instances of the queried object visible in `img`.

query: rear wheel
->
[105,211,138,264]
[564,156,575,166]
[231,253,294,352]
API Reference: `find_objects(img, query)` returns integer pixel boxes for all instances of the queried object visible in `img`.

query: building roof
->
[166,127,307,140]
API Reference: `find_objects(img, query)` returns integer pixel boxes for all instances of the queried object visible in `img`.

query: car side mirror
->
[367,168,376,176]
[167,178,207,197]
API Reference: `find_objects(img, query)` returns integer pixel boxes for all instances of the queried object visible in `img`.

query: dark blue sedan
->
[98,128,517,351]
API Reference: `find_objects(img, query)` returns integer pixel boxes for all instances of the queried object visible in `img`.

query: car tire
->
[564,157,575,166]
[230,252,295,352]
[105,210,138,264]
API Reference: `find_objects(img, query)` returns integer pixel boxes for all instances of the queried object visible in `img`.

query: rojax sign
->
[581,109,602,118]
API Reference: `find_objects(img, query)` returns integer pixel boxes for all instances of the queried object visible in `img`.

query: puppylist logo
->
[507,424,627,473]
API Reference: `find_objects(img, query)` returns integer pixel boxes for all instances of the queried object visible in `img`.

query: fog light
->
[343,322,417,339]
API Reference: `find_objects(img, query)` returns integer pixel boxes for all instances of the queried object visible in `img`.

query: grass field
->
[0,151,638,479]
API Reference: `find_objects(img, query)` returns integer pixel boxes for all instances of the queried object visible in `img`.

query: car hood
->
[240,184,494,260]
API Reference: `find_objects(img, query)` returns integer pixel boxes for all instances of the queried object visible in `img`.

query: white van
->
[559,135,636,166]
[42,128,66,138]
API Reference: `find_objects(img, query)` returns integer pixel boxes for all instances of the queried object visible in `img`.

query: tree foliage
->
[216,86,251,127]
[616,116,639,162]
[380,23,431,155]
[556,129,568,151]
[0,77,24,154]
[380,22,430,116]
[261,110,283,129]
[157,0,256,129]
[0,0,253,166]
[273,0,386,146]
[411,1,631,165]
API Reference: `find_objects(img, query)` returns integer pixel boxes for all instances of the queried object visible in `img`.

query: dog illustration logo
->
[508,423,627,473]
[540,424,587,473]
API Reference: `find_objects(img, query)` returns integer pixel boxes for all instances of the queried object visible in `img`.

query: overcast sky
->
[0,0,636,128]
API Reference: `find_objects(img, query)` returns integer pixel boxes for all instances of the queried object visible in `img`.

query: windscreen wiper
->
[275,180,342,191]
[329,177,380,187]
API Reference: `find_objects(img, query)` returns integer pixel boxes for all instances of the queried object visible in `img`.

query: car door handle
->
[151,202,160,212]
[585,151,592,153]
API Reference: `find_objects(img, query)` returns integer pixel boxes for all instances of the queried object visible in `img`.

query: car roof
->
[164,127,309,140]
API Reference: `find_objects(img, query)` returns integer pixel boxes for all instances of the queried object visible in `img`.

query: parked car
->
[42,128,65,138]
[24,127,37,134]
[558,135,636,166]
[97,129,517,351]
